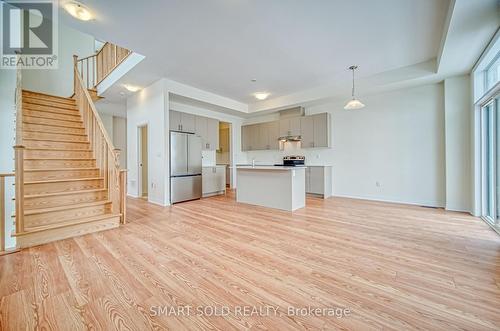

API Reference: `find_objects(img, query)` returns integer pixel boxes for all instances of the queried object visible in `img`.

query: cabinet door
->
[305,167,311,192]
[247,124,259,150]
[279,119,290,137]
[313,113,330,148]
[202,167,215,194]
[169,110,181,131]
[241,125,250,151]
[289,117,301,136]
[300,116,314,148]
[309,167,324,194]
[215,167,226,192]
[267,121,280,150]
[195,116,208,149]
[181,113,196,133]
[257,123,269,150]
[206,118,219,150]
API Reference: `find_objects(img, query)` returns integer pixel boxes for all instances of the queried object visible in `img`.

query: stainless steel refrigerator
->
[170,131,202,203]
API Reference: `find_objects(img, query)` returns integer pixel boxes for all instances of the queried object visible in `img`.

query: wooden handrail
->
[74,42,131,92]
[73,63,123,218]
[0,173,15,254]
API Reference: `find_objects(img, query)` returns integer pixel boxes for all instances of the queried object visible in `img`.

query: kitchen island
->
[235,166,306,211]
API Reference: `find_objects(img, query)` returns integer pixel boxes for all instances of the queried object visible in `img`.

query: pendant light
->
[344,65,365,110]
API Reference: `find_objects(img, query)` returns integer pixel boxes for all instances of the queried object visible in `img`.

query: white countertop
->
[235,165,307,171]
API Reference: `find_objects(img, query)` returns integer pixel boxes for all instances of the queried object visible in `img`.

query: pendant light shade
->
[344,65,365,110]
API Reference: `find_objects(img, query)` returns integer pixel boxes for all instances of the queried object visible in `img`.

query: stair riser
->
[24,169,100,181]
[23,102,79,113]
[24,140,90,150]
[24,179,104,195]
[24,190,108,210]
[24,109,81,121]
[23,131,87,142]
[25,149,93,159]
[24,115,83,128]
[24,123,86,135]
[16,216,120,248]
[25,204,111,229]
[22,95,76,106]
[24,159,95,169]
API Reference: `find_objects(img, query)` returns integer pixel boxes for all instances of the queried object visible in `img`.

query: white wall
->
[444,75,471,212]
[0,69,17,249]
[22,23,94,97]
[126,79,168,205]
[245,83,447,207]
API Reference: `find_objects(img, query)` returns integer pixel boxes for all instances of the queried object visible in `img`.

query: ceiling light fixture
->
[344,65,365,110]
[124,84,141,92]
[63,1,93,21]
[254,92,270,100]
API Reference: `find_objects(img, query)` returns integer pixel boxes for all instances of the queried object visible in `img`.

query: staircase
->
[13,90,123,247]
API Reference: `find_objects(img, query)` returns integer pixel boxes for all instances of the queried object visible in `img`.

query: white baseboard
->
[332,193,445,208]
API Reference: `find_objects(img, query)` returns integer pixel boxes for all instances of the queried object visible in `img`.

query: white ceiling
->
[61,0,451,105]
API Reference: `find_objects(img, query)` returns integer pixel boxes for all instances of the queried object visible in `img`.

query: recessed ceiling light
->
[63,1,93,21]
[124,84,141,92]
[254,92,270,100]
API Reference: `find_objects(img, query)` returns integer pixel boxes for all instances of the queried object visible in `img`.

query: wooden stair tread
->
[23,129,87,137]
[23,200,111,215]
[24,177,103,185]
[24,188,107,199]
[25,167,98,172]
[23,121,84,129]
[25,147,90,151]
[22,90,75,101]
[23,113,83,123]
[24,138,89,144]
[22,101,77,111]
[24,157,95,161]
[13,213,120,236]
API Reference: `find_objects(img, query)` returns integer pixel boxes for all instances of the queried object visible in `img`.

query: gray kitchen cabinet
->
[195,115,207,138]
[279,117,301,137]
[202,166,226,197]
[241,124,259,151]
[268,121,280,150]
[169,110,181,131]
[256,123,269,150]
[170,110,195,133]
[300,116,314,148]
[305,166,332,198]
[195,115,219,151]
[312,113,330,148]
[206,118,219,150]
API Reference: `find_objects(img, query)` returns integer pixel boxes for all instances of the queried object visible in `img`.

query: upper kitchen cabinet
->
[267,121,280,150]
[205,118,219,150]
[170,110,195,133]
[300,116,314,148]
[241,124,259,151]
[279,117,301,137]
[195,115,219,150]
[312,113,330,148]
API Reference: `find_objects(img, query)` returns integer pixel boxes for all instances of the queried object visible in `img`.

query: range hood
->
[278,135,301,142]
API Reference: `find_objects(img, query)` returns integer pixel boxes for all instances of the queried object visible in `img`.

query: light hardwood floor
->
[1,191,499,330]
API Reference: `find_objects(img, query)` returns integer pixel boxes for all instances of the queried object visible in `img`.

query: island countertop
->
[235,165,307,171]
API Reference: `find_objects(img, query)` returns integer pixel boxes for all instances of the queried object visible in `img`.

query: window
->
[485,54,500,91]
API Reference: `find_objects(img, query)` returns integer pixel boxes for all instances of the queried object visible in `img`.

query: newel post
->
[119,170,127,224]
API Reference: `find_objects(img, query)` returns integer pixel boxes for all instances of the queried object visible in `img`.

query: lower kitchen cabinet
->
[305,166,332,198]
[202,166,226,197]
